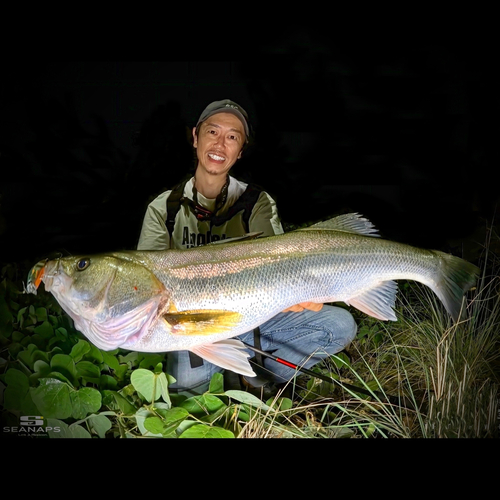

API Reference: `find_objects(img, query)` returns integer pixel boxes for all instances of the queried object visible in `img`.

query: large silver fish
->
[26,214,479,377]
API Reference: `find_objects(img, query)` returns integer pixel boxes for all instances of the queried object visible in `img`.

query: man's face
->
[193,112,246,177]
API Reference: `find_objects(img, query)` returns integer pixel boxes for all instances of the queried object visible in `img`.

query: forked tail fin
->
[431,251,480,322]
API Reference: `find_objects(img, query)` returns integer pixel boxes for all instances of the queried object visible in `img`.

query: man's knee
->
[323,305,357,347]
[337,307,357,342]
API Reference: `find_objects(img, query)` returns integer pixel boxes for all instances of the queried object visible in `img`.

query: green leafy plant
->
[1,263,292,438]
[2,228,499,439]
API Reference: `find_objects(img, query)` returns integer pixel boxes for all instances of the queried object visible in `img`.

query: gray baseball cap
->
[196,99,250,139]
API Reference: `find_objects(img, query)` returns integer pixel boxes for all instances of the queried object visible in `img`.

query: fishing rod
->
[242,341,414,409]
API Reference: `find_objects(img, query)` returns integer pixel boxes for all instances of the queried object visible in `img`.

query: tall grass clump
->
[337,228,500,438]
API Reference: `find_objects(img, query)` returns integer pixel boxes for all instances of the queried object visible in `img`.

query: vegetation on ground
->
[1,227,498,439]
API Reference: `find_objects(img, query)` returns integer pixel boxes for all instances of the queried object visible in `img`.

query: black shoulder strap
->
[211,183,263,231]
[166,179,189,238]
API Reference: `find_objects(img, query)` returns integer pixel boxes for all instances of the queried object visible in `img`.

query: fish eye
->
[76,258,91,271]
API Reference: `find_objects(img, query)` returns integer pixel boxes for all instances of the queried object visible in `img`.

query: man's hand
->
[282,302,324,313]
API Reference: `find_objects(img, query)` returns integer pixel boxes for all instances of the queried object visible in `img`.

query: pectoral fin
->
[190,339,256,377]
[346,281,398,321]
[70,296,162,351]
[164,309,243,336]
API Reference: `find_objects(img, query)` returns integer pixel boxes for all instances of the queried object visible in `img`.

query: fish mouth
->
[26,259,67,294]
[42,260,67,293]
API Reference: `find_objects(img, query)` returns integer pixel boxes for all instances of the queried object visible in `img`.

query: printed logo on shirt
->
[182,227,227,248]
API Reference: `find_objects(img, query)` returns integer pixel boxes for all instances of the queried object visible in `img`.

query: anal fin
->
[346,281,398,321]
[189,339,256,377]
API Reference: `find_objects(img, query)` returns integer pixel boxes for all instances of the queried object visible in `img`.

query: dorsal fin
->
[299,213,380,237]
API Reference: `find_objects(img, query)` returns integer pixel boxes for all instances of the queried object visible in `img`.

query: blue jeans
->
[166,305,357,395]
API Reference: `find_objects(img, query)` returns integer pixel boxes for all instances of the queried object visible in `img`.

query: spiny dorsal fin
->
[299,213,380,237]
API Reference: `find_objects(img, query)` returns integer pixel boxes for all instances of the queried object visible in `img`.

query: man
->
[138,99,357,396]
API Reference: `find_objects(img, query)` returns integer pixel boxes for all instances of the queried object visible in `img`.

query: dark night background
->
[1,37,499,268]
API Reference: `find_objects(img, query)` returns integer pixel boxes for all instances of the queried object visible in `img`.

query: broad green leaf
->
[130,368,156,402]
[119,351,139,366]
[143,416,167,435]
[156,371,171,406]
[234,407,250,422]
[154,406,189,435]
[209,372,224,394]
[35,307,48,323]
[176,419,199,435]
[113,363,129,381]
[50,354,77,385]
[17,306,27,328]
[84,343,103,363]
[119,384,136,398]
[69,339,91,362]
[54,327,68,341]
[199,405,229,424]
[20,390,40,415]
[3,368,29,411]
[180,394,226,416]
[70,387,102,419]
[76,360,101,382]
[101,350,120,371]
[17,343,38,370]
[87,414,112,438]
[12,331,24,342]
[7,342,24,358]
[34,320,53,339]
[30,378,72,419]
[225,390,274,412]
[139,353,164,370]
[331,352,350,368]
[179,424,234,439]
[46,371,73,385]
[31,349,50,366]
[29,333,47,349]
[46,418,91,438]
[135,407,164,437]
[266,396,293,411]
[30,360,52,383]
[101,390,136,415]
[130,368,170,403]
[48,314,59,327]
[99,374,118,390]
[33,359,52,373]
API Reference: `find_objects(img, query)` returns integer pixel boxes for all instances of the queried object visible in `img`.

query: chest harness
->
[165,177,266,370]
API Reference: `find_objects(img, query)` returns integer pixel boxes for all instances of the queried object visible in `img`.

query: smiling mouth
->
[208,152,225,162]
